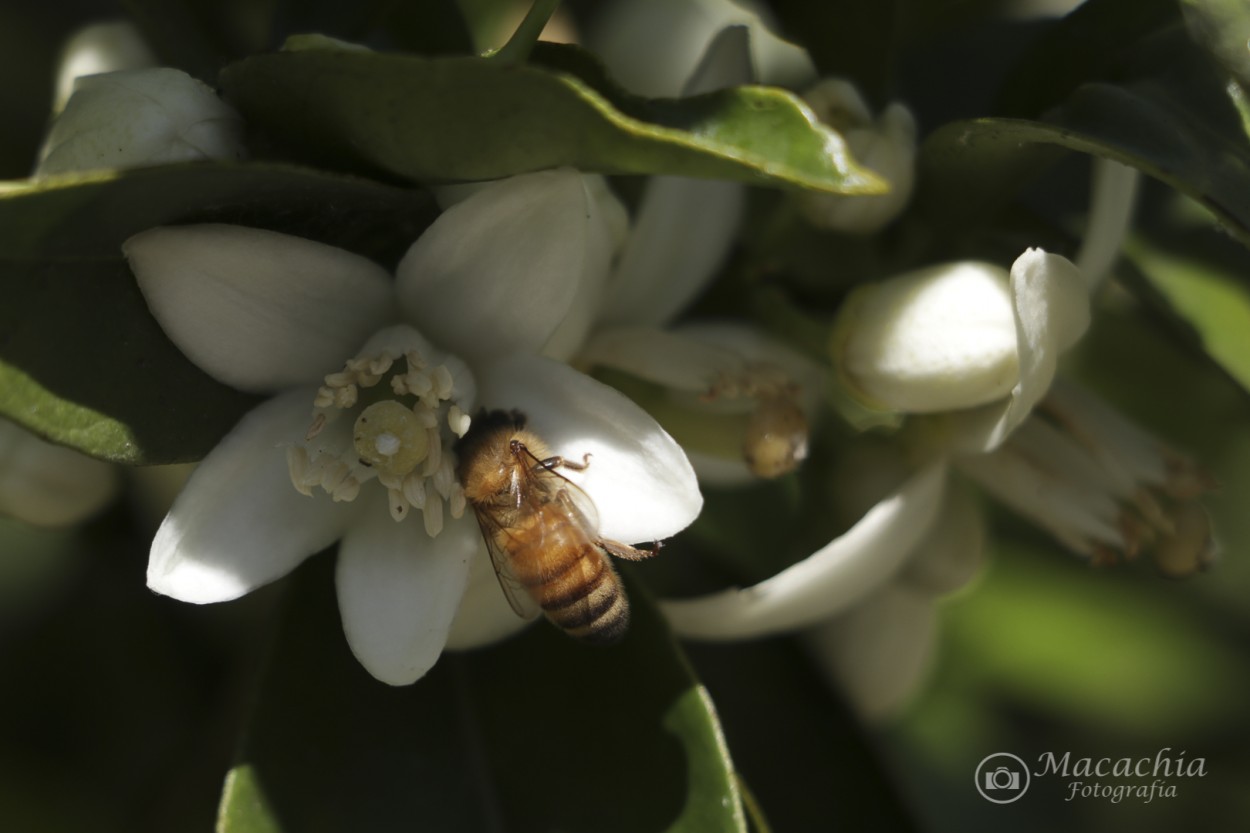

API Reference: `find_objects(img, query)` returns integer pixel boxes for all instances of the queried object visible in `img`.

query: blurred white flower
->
[37,67,245,176]
[586,0,815,98]
[0,419,119,527]
[123,169,702,685]
[799,78,918,234]
[660,433,985,721]
[958,379,1216,574]
[833,248,1090,452]
[656,155,1191,719]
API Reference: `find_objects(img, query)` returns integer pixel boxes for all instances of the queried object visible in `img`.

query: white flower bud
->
[832,261,1020,413]
[50,22,157,114]
[37,68,245,176]
[800,78,917,234]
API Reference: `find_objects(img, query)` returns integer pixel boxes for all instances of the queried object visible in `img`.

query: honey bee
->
[455,409,659,644]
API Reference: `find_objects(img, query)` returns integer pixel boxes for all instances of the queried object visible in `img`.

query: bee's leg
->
[600,538,663,561]
[535,452,592,473]
[512,441,592,473]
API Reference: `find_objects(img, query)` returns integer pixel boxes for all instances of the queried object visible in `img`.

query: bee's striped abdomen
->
[530,542,629,645]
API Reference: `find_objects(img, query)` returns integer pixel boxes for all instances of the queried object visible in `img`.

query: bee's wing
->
[472,510,542,621]
[538,468,600,533]
[539,469,659,561]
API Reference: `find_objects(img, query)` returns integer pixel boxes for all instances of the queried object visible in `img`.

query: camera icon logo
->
[974,753,1030,803]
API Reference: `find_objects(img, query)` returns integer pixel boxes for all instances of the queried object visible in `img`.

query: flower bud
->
[832,262,1020,413]
[800,78,917,233]
[51,21,158,113]
[37,68,245,176]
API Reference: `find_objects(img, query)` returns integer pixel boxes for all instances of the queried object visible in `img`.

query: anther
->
[447,405,471,437]
[332,477,361,502]
[287,447,313,496]
[432,365,454,400]
[423,486,444,537]
[404,474,427,509]
[305,412,327,442]
[388,488,407,521]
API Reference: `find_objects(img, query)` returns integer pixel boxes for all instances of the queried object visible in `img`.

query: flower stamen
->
[702,362,810,478]
[289,342,475,537]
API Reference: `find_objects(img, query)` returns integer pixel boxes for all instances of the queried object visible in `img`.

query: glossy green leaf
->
[219,556,746,833]
[1181,0,1250,86]
[922,8,1250,248]
[0,257,257,465]
[994,0,1179,118]
[920,84,1250,253]
[684,638,921,833]
[0,163,433,463]
[1127,239,1250,396]
[219,40,885,193]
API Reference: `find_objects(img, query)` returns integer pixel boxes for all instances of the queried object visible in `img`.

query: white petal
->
[676,321,827,416]
[336,493,478,685]
[125,224,395,393]
[805,585,937,721]
[0,420,118,526]
[147,389,360,603]
[1075,158,1140,289]
[899,481,985,596]
[579,325,744,392]
[801,99,917,235]
[541,176,628,361]
[605,176,744,327]
[444,546,532,650]
[476,354,703,543]
[833,261,1020,413]
[960,249,1090,451]
[683,24,754,93]
[660,463,946,639]
[602,26,751,326]
[396,169,617,364]
[38,68,244,175]
[587,4,814,98]
[956,424,1123,557]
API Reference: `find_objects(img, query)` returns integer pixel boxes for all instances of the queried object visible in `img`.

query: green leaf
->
[1127,237,1250,396]
[0,257,258,465]
[684,638,921,833]
[994,0,1179,118]
[219,41,885,193]
[1181,0,1250,86]
[219,556,746,833]
[922,6,1250,249]
[920,76,1250,252]
[0,163,433,463]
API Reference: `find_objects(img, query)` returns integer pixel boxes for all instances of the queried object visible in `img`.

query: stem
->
[489,0,561,65]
